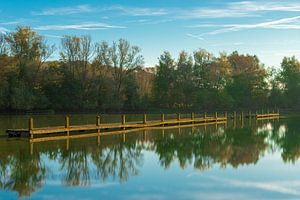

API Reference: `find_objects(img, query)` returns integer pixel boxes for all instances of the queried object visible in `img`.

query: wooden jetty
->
[6,111,280,139]
[7,113,227,138]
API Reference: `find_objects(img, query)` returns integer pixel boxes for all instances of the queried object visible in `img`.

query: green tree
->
[280,56,300,108]
[94,39,144,109]
[153,51,176,108]
[175,51,195,108]
[226,51,268,109]
[4,27,54,110]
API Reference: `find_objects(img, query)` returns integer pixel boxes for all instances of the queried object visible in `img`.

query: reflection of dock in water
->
[28,120,229,154]
[29,120,227,143]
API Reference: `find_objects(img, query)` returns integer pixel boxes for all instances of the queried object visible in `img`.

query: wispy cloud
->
[209,42,245,47]
[32,4,94,16]
[229,1,300,12]
[186,33,205,41]
[263,49,300,56]
[0,27,9,34]
[43,34,64,39]
[188,16,300,38]
[227,179,300,196]
[35,23,126,31]
[0,21,20,25]
[207,175,300,196]
[178,8,257,19]
[111,6,168,16]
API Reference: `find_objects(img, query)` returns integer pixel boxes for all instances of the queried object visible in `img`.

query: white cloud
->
[229,1,300,12]
[178,1,300,20]
[35,23,126,31]
[0,27,9,34]
[188,16,300,38]
[43,34,64,39]
[30,1,300,20]
[0,21,21,25]
[263,49,300,56]
[32,5,94,16]
[186,33,205,41]
[178,8,257,19]
[111,6,168,16]
[208,176,300,196]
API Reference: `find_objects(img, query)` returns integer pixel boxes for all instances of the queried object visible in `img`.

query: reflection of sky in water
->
[1,118,300,199]
[3,150,300,200]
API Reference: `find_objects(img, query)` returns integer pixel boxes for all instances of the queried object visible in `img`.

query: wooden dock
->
[6,111,280,139]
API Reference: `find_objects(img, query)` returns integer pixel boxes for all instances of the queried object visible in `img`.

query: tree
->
[60,35,96,109]
[153,51,176,108]
[175,51,195,108]
[268,67,284,108]
[0,34,7,55]
[4,27,54,110]
[226,51,268,109]
[280,57,300,108]
[94,39,144,108]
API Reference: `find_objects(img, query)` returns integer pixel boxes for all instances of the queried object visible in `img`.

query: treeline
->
[0,26,299,112]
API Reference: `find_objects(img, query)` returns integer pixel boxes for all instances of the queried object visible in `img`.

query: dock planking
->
[7,114,226,138]
[6,111,280,139]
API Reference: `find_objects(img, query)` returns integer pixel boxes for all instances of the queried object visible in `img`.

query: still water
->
[0,114,299,200]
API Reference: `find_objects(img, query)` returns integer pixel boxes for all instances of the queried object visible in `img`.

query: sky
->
[1,0,300,67]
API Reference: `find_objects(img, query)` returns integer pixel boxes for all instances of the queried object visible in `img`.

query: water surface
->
[0,115,299,200]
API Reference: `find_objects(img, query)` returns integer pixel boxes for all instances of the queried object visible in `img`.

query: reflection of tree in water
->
[0,151,45,197]
[0,138,144,196]
[270,119,300,163]
[154,125,269,171]
[58,141,143,186]
[1,118,300,197]
[60,148,90,186]
[91,142,143,183]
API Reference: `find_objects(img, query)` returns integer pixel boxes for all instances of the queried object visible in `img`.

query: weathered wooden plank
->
[6,115,230,138]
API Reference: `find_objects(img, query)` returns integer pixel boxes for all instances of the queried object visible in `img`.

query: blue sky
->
[1,0,300,67]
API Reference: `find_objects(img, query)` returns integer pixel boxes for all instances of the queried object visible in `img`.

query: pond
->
[0,114,299,200]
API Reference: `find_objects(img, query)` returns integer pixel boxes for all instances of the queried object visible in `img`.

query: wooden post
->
[204,112,207,122]
[161,113,165,122]
[191,112,195,124]
[177,113,181,121]
[65,116,70,136]
[66,139,69,150]
[225,112,227,119]
[28,117,33,139]
[215,112,218,122]
[143,130,147,141]
[96,115,101,135]
[30,142,33,155]
[241,111,244,119]
[143,114,147,124]
[122,115,126,130]
[161,113,165,126]
[96,115,101,126]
